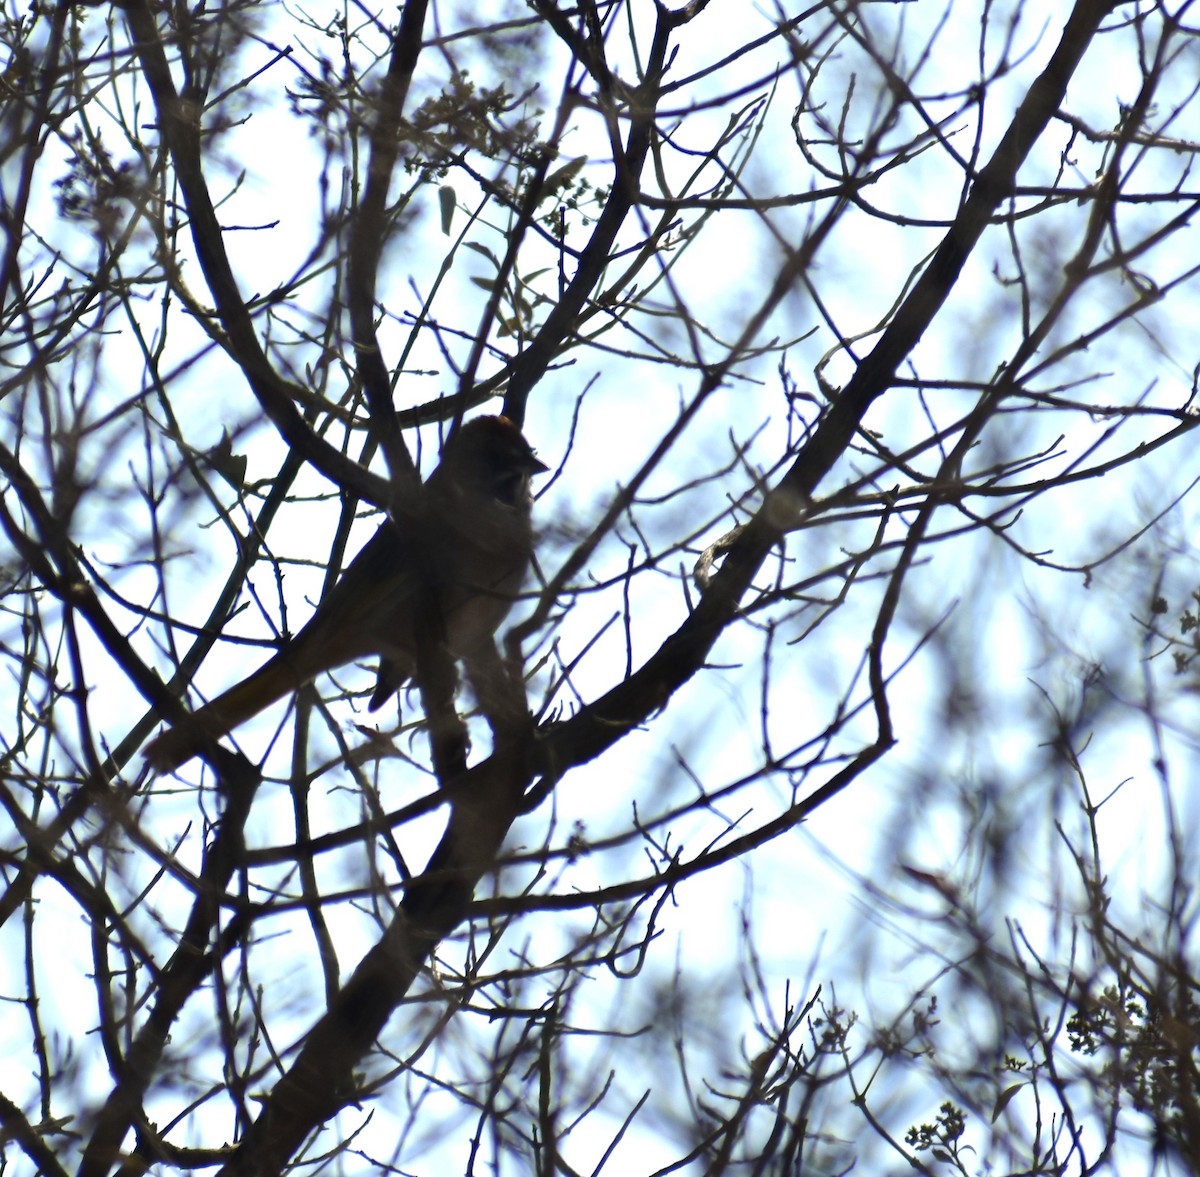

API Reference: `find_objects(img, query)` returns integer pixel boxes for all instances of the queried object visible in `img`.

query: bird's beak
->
[529,454,550,474]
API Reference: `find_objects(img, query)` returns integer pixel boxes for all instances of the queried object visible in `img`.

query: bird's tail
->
[144,655,309,774]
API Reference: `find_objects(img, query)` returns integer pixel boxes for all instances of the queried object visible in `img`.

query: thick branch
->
[78,749,262,1177]
[534,0,1118,779]
[217,743,530,1177]
[344,0,430,486]
[501,5,673,423]
[121,1,392,505]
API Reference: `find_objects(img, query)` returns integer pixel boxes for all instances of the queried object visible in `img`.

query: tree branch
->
[121,0,393,505]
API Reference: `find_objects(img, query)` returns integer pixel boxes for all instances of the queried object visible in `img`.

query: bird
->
[145,415,548,773]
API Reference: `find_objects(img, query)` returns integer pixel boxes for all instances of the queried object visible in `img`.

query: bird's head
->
[436,415,549,508]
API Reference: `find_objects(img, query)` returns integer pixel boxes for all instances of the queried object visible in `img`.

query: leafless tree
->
[2,0,1199,1173]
